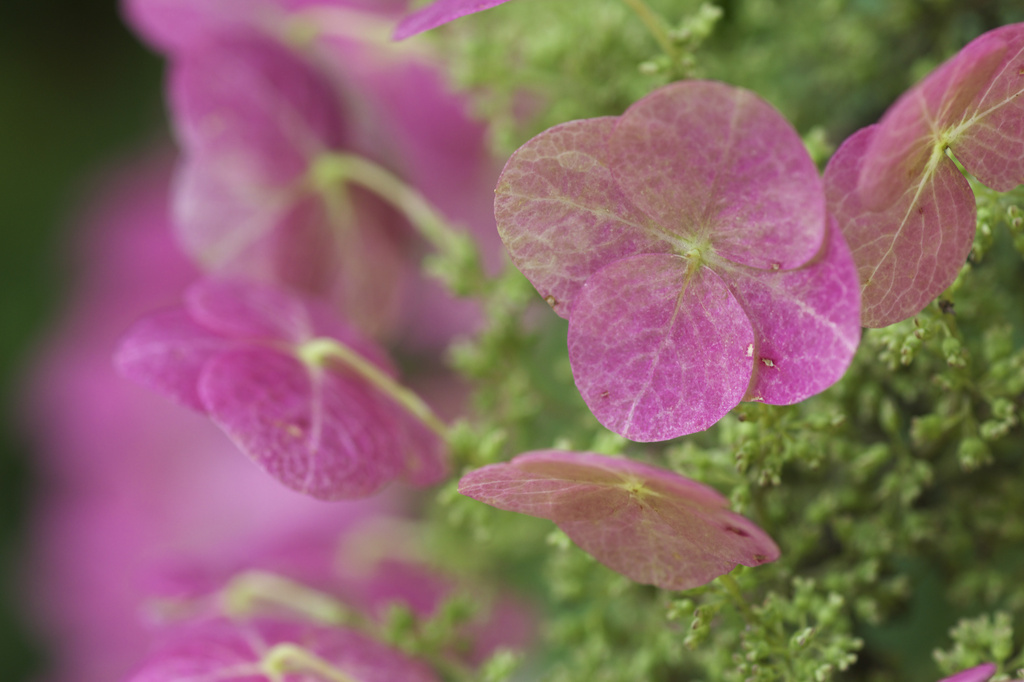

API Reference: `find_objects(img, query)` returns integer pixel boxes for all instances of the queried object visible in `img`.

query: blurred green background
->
[0,1,163,678]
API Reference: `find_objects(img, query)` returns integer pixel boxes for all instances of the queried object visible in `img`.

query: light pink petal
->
[824,126,975,327]
[185,277,398,375]
[199,347,406,499]
[121,0,262,54]
[609,80,826,271]
[459,451,779,590]
[568,254,754,441]
[172,152,301,275]
[185,278,313,342]
[494,118,669,318]
[950,24,1024,191]
[393,0,513,40]
[938,663,997,682]
[393,409,449,489]
[169,34,344,185]
[114,308,233,412]
[128,619,439,682]
[857,32,1008,210]
[720,217,861,404]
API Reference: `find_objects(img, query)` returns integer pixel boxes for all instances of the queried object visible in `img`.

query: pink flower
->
[460,450,780,590]
[115,277,448,500]
[24,157,385,682]
[124,0,502,342]
[825,23,1024,327]
[496,80,860,440]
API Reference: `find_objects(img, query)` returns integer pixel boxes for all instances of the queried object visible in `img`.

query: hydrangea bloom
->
[393,0,512,40]
[115,278,447,499]
[496,80,861,441]
[824,23,1024,327]
[459,450,780,590]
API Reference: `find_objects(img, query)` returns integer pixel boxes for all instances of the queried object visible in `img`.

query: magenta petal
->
[938,663,997,682]
[393,0,513,40]
[172,153,298,274]
[824,126,975,327]
[568,254,754,441]
[495,117,668,318]
[721,217,861,404]
[950,25,1024,191]
[459,451,780,590]
[169,34,344,185]
[128,619,439,682]
[857,34,1008,211]
[199,347,405,500]
[121,0,257,55]
[185,278,314,343]
[114,309,232,412]
[609,81,825,271]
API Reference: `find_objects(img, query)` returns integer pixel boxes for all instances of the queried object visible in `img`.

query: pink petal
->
[824,126,975,327]
[609,80,826,271]
[114,309,233,412]
[198,347,407,500]
[169,34,345,185]
[185,278,315,342]
[938,663,997,682]
[128,619,439,682]
[567,254,754,441]
[121,0,260,54]
[459,451,780,590]
[720,217,861,404]
[494,117,669,318]
[172,152,302,275]
[393,0,513,40]
[857,33,1008,211]
[949,24,1024,192]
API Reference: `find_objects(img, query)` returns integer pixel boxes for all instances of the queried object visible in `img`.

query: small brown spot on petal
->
[753,553,767,563]
[544,295,558,308]
[724,525,751,537]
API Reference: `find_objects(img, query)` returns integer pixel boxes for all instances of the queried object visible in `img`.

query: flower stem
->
[299,337,450,440]
[310,152,487,295]
[223,570,368,628]
[263,643,360,682]
[717,572,756,625]
[619,0,680,63]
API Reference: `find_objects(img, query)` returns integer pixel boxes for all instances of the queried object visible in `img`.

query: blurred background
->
[0,1,162,678]
[3,2,1024,681]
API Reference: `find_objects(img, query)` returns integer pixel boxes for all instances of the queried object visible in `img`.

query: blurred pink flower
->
[24,157,387,682]
[123,0,503,344]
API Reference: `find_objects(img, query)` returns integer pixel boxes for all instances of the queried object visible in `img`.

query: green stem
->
[299,337,450,440]
[718,572,756,625]
[263,644,361,682]
[223,570,367,628]
[619,0,680,62]
[312,153,465,259]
